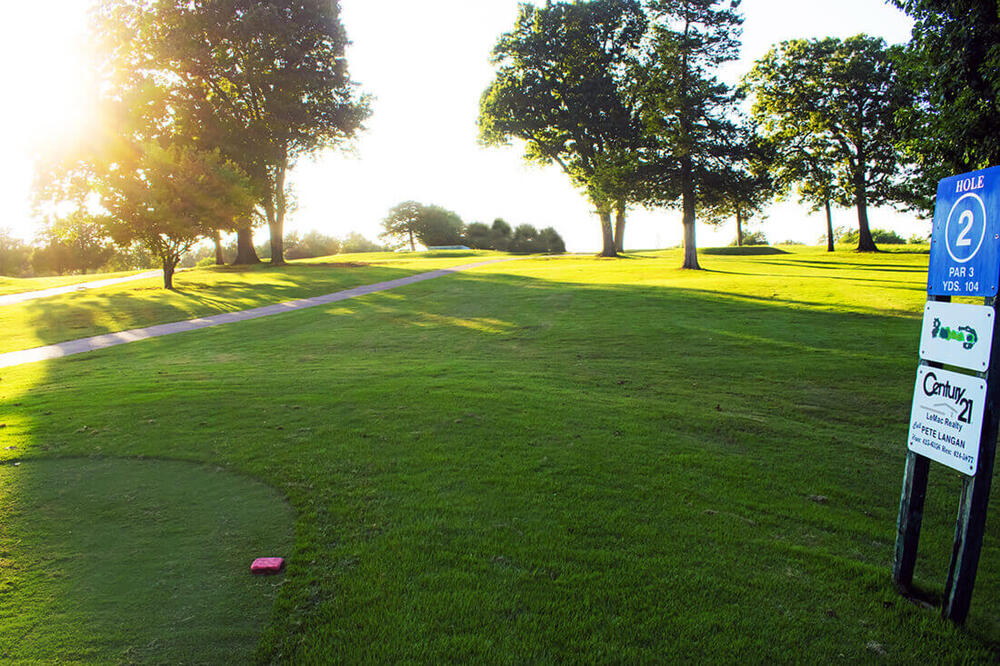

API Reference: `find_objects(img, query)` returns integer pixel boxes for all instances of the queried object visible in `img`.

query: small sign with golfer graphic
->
[919,301,994,371]
[907,366,986,475]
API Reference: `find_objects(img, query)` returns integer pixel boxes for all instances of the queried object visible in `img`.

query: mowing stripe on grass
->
[0,270,161,306]
[0,258,516,368]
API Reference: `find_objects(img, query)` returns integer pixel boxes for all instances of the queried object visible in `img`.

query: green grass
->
[0,250,502,354]
[0,270,153,296]
[2,245,998,662]
[0,458,293,663]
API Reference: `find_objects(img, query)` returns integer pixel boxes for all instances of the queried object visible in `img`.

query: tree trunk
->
[409,229,415,252]
[162,256,176,289]
[598,208,616,257]
[213,229,224,265]
[614,200,626,254]
[233,223,260,265]
[825,198,834,252]
[855,182,878,252]
[681,159,700,269]
[269,159,287,265]
[736,205,744,247]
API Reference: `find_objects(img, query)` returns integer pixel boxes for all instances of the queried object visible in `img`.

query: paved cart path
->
[0,271,162,306]
[0,259,514,369]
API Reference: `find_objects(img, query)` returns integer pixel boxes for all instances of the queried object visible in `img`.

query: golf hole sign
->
[907,366,986,475]
[895,166,1000,625]
[928,165,1000,297]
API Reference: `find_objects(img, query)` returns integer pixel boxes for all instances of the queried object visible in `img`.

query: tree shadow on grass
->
[11,264,431,353]
[754,258,928,274]
[5,267,999,661]
[700,246,790,256]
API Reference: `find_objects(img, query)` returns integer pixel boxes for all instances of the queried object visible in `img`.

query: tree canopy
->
[100,143,254,288]
[379,202,464,249]
[479,0,648,257]
[697,126,775,247]
[892,0,1000,203]
[380,201,424,251]
[744,35,911,252]
[91,0,371,265]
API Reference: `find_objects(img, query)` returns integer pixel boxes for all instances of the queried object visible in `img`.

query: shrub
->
[872,228,906,244]
[339,232,384,254]
[463,222,494,250]
[730,230,768,246]
[491,219,512,251]
[539,227,566,253]
[838,228,906,245]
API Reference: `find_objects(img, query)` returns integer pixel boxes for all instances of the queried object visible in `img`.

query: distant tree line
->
[0,223,146,278]
[379,201,565,254]
[0,223,385,278]
[479,0,999,263]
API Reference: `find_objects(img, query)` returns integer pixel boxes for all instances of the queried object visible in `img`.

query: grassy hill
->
[3,246,997,662]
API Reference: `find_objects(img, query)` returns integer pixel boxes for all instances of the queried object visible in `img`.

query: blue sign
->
[928,166,1000,297]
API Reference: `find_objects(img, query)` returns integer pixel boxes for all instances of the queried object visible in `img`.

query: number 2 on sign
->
[956,210,975,247]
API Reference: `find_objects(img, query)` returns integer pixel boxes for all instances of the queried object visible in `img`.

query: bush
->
[180,241,223,267]
[491,219,512,251]
[510,224,540,253]
[415,206,465,247]
[463,223,493,250]
[730,230,768,246]
[285,230,341,260]
[838,228,906,245]
[872,228,906,244]
[339,232,384,254]
[462,219,564,253]
[538,227,566,253]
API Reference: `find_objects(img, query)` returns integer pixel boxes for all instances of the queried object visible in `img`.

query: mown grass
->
[2,245,998,662]
[0,458,293,662]
[0,251,501,354]
[0,270,153,296]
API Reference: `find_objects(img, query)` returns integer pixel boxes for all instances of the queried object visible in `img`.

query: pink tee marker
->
[251,557,285,574]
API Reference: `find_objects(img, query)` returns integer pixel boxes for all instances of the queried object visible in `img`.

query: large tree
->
[637,0,744,269]
[379,202,465,250]
[380,201,423,251]
[94,0,371,265]
[102,144,253,288]
[479,0,648,257]
[743,36,911,252]
[891,0,1000,205]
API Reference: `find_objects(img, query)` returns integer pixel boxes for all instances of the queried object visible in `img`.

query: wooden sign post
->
[894,166,1000,623]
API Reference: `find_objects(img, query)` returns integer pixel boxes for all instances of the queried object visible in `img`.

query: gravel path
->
[0,271,161,306]
[0,259,513,369]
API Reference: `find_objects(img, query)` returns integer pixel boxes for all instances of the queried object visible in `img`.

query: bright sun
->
[0,1,98,237]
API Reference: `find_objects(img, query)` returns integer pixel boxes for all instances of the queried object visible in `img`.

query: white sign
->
[908,366,986,475]
[919,301,994,371]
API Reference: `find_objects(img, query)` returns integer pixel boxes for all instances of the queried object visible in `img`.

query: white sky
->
[0,0,919,252]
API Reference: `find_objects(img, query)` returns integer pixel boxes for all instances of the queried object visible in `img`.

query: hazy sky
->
[0,0,918,252]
